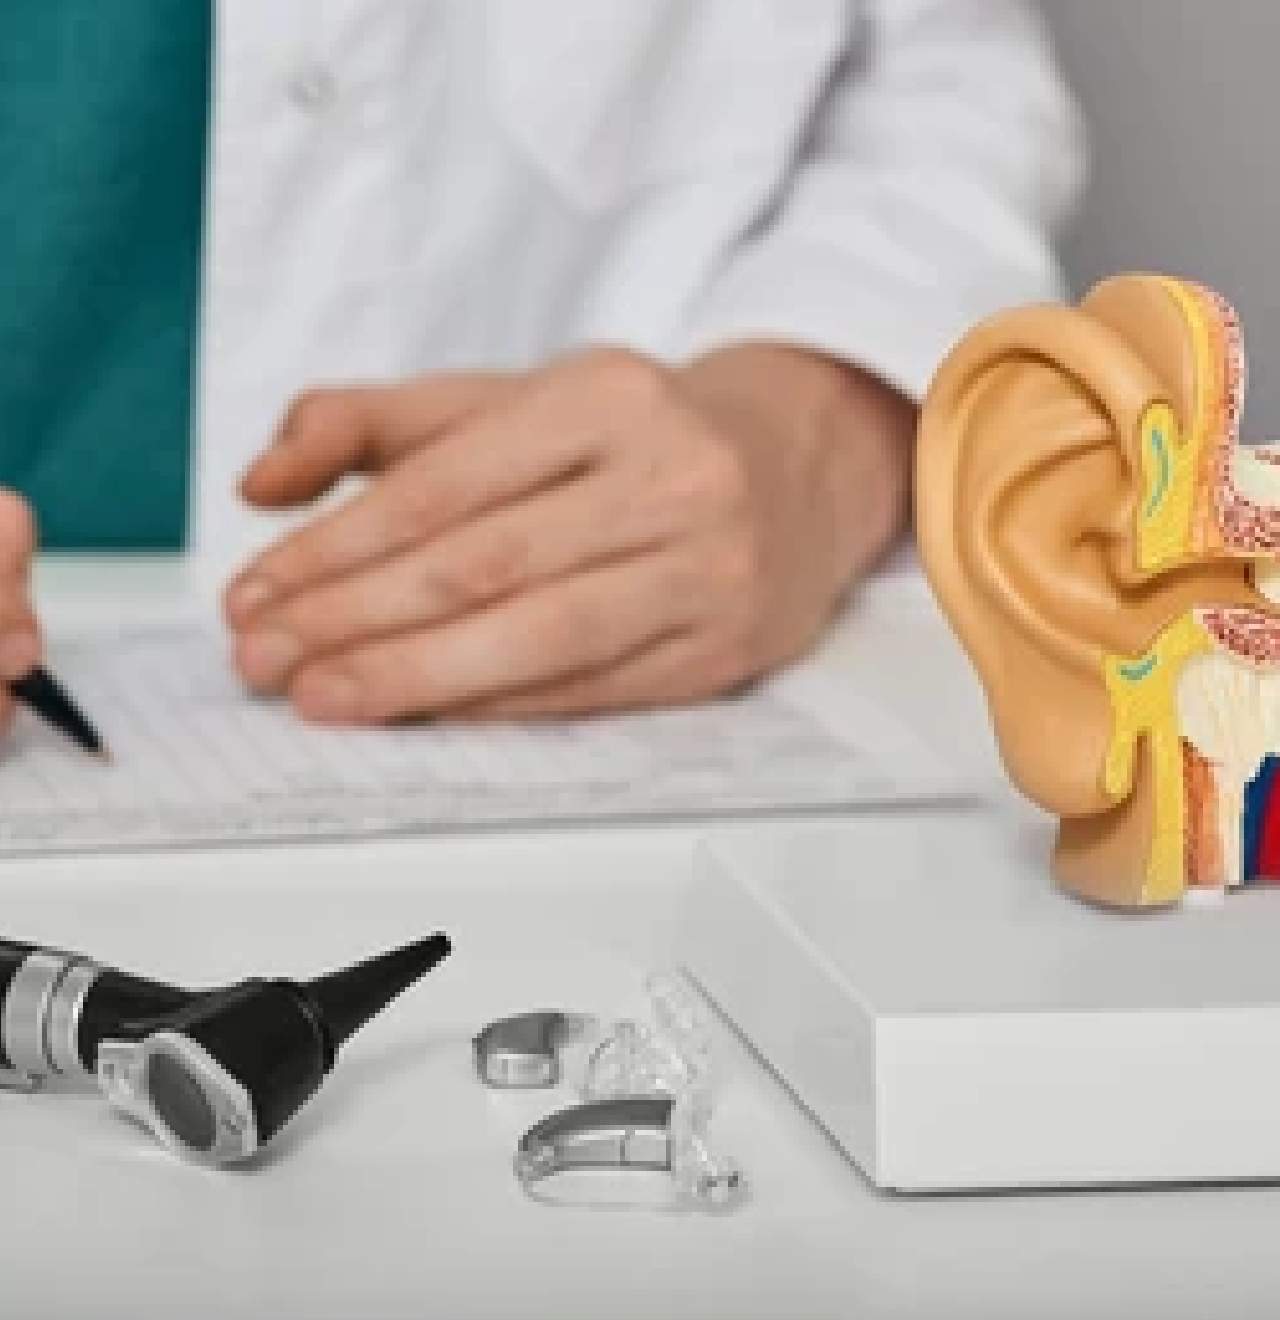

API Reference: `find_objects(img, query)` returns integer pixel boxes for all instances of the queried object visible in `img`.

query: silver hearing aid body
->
[514,1094,745,1210]
[472,1011,594,1088]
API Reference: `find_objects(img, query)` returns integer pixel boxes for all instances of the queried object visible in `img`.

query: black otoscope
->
[0,932,451,1165]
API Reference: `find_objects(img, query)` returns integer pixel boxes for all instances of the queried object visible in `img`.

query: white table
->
[6,557,1280,1320]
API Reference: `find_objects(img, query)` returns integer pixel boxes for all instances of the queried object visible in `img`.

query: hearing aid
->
[513,1094,745,1210]
[472,1011,596,1088]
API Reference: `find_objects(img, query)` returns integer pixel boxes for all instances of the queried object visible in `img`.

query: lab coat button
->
[287,65,338,112]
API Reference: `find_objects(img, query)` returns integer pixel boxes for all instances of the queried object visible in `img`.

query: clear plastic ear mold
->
[580,970,716,1108]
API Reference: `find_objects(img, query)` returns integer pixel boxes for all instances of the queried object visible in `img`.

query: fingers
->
[0,491,40,681]
[0,608,41,680]
[450,634,746,720]
[284,551,705,723]
[0,489,35,569]
[225,386,607,624]
[240,372,517,509]
[232,470,672,691]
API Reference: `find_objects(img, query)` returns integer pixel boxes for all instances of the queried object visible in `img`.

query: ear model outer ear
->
[916,277,1256,908]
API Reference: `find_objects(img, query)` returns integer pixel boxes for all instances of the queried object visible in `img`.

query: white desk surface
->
[7,554,1280,1320]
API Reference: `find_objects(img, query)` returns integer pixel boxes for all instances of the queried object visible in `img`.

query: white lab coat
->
[194,0,1085,587]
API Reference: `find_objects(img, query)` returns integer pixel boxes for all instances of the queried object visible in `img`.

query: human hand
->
[0,490,40,732]
[224,344,913,723]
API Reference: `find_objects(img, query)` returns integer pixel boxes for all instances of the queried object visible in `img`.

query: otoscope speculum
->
[0,934,451,1166]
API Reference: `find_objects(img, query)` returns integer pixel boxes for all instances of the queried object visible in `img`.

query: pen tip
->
[92,745,113,765]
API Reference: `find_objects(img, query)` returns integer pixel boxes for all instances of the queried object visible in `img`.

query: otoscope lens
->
[146,1050,218,1154]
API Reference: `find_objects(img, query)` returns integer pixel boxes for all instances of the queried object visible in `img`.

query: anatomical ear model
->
[917,273,1280,908]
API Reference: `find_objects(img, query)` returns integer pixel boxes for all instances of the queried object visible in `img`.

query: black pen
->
[8,667,110,761]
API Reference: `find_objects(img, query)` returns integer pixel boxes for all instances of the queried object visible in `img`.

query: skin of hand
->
[0,489,41,733]
[223,343,916,723]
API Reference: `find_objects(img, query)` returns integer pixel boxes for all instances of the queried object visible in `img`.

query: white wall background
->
[1041,0,1279,434]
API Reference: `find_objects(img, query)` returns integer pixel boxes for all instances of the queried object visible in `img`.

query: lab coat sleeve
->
[671,0,1087,401]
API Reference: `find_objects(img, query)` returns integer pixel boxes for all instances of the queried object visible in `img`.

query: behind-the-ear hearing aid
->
[0,932,451,1164]
[514,1094,745,1210]
[473,1011,595,1088]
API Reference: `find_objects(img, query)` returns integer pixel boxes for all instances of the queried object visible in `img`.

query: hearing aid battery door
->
[97,1033,259,1165]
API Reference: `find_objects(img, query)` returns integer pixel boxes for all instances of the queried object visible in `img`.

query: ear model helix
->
[918,274,1269,908]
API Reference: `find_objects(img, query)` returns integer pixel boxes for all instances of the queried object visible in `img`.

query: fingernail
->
[237,630,301,688]
[0,631,40,680]
[291,670,361,723]
[226,576,275,620]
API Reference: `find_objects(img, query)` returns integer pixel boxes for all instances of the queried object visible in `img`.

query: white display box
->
[678,813,1280,1192]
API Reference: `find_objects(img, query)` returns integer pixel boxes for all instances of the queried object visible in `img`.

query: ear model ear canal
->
[916,277,1258,908]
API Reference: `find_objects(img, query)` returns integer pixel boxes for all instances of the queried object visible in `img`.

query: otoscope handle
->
[0,939,196,1077]
[0,941,38,1072]
[0,939,38,991]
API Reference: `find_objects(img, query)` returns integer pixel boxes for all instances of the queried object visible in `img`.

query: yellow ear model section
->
[1137,401,1196,572]
[1135,275,1232,572]
[1102,611,1214,905]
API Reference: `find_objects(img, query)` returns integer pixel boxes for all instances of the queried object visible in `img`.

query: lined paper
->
[0,624,962,855]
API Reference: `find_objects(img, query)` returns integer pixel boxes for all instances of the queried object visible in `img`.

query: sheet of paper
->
[0,624,966,855]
